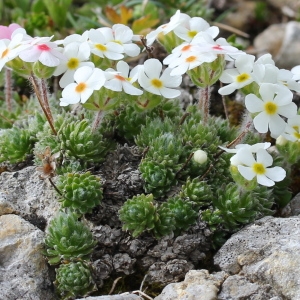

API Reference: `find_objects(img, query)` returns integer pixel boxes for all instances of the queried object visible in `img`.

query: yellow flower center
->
[252,162,266,175]
[151,78,163,88]
[67,58,79,70]
[264,101,278,115]
[96,44,107,51]
[186,56,197,63]
[293,125,300,139]
[1,48,9,59]
[236,73,250,83]
[188,30,198,38]
[75,82,87,93]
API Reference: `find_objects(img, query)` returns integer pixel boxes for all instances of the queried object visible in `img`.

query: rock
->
[0,214,55,300]
[281,192,300,216]
[0,166,60,225]
[218,275,282,299]
[154,269,228,300]
[76,295,142,300]
[254,21,300,69]
[214,216,300,299]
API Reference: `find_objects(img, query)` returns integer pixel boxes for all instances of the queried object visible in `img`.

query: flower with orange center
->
[282,115,300,142]
[104,61,143,95]
[60,65,106,107]
[138,58,182,98]
[245,83,297,138]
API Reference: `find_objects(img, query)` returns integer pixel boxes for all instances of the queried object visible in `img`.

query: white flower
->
[245,83,297,138]
[102,24,140,57]
[173,17,219,42]
[137,58,182,98]
[291,65,300,81]
[0,32,30,71]
[104,60,143,95]
[145,10,190,46]
[88,29,123,60]
[235,148,286,187]
[218,54,255,95]
[193,34,243,60]
[281,115,300,142]
[55,31,89,46]
[59,66,106,106]
[53,42,93,88]
[19,36,66,67]
[220,142,271,166]
[169,51,216,76]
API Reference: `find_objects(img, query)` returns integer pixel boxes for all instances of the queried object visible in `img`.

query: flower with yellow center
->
[88,28,123,60]
[245,83,297,138]
[218,54,255,95]
[236,148,286,187]
[173,16,219,42]
[138,58,182,98]
[53,41,93,88]
[282,115,300,142]
[59,65,106,106]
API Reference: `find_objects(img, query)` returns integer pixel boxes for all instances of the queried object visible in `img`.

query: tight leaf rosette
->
[44,211,97,265]
[56,172,103,214]
[55,261,97,299]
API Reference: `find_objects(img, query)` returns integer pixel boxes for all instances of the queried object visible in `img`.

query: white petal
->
[117,60,129,77]
[256,174,274,186]
[238,165,256,180]
[104,79,123,92]
[265,166,286,182]
[161,68,182,87]
[159,86,181,98]
[259,83,276,101]
[122,81,143,95]
[235,54,255,73]
[123,43,140,57]
[256,148,273,167]
[144,59,162,78]
[253,112,269,134]
[268,114,287,137]
[277,102,297,118]
[80,88,93,103]
[236,148,256,166]
[218,83,238,95]
[74,66,93,83]
[245,94,264,113]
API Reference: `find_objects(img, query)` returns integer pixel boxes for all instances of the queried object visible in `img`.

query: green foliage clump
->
[55,261,97,299]
[0,125,34,164]
[119,194,158,238]
[44,211,97,265]
[161,197,198,232]
[180,177,213,209]
[139,161,177,198]
[202,183,274,230]
[56,172,103,214]
[58,118,114,163]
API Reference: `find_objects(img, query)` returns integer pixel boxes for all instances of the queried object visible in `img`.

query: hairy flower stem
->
[198,86,210,124]
[92,110,104,132]
[29,73,57,136]
[5,68,12,111]
[41,78,54,124]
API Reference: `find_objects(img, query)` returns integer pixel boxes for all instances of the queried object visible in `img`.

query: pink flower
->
[19,36,66,67]
[0,23,22,40]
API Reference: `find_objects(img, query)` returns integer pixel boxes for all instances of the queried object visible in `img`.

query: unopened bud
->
[193,150,208,164]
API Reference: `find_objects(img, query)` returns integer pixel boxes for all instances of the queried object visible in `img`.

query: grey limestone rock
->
[214,216,300,299]
[0,214,56,300]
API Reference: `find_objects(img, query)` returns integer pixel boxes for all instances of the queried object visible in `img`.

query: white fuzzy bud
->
[193,150,208,164]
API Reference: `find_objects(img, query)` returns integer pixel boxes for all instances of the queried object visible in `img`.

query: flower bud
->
[276,135,288,146]
[193,149,208,164]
